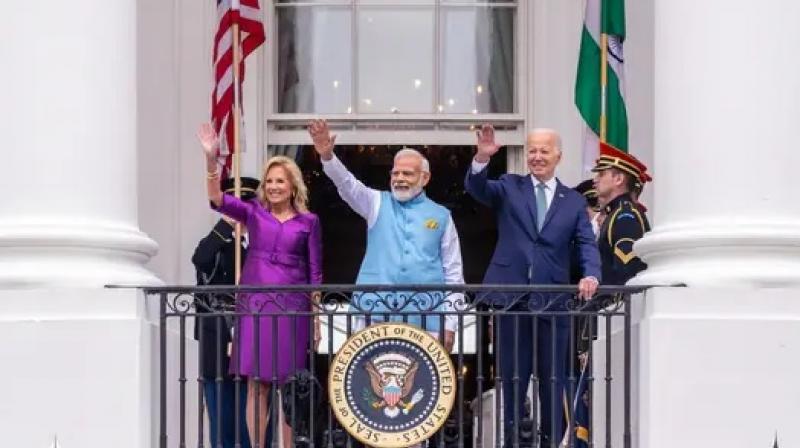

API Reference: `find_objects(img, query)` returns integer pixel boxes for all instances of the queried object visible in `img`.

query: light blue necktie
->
[535,183,548,231]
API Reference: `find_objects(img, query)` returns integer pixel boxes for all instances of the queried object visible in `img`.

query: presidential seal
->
[329,323,456,447]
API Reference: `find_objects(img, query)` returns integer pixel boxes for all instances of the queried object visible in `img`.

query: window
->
[274,0,518,115]
[274,3,353,114]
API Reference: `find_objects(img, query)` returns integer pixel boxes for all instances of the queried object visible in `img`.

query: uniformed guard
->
[192,176,259,448]
[566,145,652,448]
[574,178,599,211]
[574,178,602,236]
[591,142,652,285]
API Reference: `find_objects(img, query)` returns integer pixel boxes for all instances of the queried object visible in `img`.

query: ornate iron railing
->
[149,284,647,448]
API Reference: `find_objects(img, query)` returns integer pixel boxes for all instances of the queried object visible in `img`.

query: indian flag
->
[575,0,628,173]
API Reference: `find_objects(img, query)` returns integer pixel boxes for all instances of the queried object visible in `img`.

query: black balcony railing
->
[148,284,647,448]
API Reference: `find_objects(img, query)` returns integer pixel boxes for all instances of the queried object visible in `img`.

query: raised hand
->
[199,122,223,204]
[197,123,219,160]
[475,124,501,163]
[308,119,336,161]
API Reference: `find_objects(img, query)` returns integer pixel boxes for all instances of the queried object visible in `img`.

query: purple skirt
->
[229,292,312,384]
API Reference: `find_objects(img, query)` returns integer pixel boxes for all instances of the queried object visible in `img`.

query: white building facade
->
[0,0,798,447]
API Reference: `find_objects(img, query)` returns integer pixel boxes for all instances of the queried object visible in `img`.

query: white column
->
[622,2,800,448]
[0,2,164,447]
[0,0,159,287]
[633,0,800,287]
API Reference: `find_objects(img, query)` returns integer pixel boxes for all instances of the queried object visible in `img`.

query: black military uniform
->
[567,143,651,448]
[192,217,247,378]
[591,141,652,285]
[573,179,599,212]
[192,176,259,448]
[597,193,650,285]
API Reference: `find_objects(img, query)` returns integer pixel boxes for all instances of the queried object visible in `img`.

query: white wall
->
[529,0,586,184]
[137,0,262,285]
[137,0,656,281]
[626,0,655,214]
[137,0,186,285]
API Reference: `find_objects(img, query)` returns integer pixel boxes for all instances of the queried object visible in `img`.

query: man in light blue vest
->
[308,119,462,351]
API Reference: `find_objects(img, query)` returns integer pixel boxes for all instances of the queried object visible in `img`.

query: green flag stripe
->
[575,27,601,135]
[574,27,629,151]
[601,0,626,40]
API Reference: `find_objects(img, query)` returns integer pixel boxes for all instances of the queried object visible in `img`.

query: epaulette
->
[606,201,646,245]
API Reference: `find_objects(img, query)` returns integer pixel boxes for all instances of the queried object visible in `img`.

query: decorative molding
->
[0,220,160,287]
[634,220,800,286]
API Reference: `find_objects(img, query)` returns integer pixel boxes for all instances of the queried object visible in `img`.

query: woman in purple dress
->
[199,123,322,448]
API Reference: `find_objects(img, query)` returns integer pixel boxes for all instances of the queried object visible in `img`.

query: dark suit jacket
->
[192,219,246,378]
[465,165,601,305]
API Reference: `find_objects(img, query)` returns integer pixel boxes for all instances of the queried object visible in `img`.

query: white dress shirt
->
[471,158,556,208]
[530,176,557,209]
[322,154,464,332]
[590,212,602,238]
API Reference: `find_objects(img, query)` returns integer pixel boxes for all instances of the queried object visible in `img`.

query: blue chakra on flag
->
[607,36,625,64]
[329,323,456,448]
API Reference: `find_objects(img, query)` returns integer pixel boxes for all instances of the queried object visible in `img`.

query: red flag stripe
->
[211,0,265,178]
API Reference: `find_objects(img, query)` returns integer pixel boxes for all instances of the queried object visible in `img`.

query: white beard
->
[391,184,423,202]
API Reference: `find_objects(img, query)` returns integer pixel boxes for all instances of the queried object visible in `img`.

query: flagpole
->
[600,30,608,144]
[231,17,243,285]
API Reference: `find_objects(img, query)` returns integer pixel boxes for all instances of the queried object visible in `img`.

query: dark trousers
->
[204,379,251,448]
[497,314,568,446]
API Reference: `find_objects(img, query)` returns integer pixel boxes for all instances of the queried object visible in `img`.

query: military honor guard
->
[192,176,260,448]
[566,145,652,448]
[591,142,652,285]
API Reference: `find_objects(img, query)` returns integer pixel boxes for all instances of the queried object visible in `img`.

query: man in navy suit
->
[465,125,601,447]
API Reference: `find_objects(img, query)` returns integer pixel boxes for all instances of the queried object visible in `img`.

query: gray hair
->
[528,128,563,151]
[394,148,430,173]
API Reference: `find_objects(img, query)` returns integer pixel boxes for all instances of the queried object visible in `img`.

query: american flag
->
[211,0,265,177]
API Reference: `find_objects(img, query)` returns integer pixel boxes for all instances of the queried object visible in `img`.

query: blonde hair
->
[258,156,309,213]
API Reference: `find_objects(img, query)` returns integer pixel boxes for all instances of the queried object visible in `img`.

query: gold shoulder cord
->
[606,207,623,246]
[212,229,232,243]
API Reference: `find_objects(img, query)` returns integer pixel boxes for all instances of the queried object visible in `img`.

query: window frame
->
[262,0,528,148]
